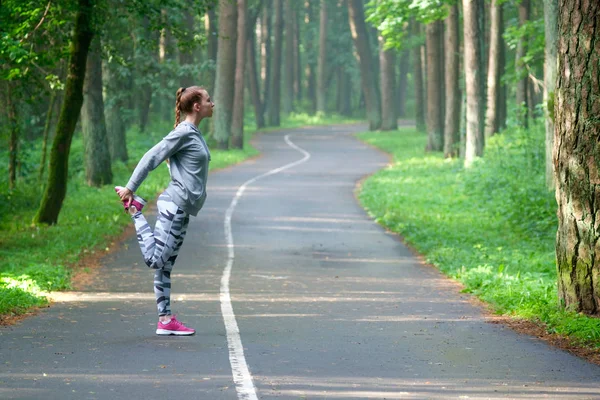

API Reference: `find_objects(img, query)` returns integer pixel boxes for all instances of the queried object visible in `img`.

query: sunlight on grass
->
[357,126,600,347]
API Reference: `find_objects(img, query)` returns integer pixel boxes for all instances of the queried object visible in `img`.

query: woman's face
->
[197,90,214,119]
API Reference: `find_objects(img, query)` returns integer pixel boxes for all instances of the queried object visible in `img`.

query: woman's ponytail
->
[174,87,185,128]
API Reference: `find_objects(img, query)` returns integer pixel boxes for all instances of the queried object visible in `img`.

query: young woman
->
[115,86,214,336]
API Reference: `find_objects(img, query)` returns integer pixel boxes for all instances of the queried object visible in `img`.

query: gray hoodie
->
[126,121,211,216]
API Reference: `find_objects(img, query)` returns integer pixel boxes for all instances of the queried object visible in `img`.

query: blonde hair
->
[174,86,206,128]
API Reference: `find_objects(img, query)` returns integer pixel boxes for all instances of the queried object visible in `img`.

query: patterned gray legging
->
[132,192,190,316]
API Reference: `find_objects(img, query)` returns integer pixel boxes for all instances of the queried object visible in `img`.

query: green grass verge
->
[0,112,357,318]
[357,124,600,347]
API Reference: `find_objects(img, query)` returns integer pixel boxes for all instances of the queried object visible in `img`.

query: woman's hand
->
[117,186,134,208]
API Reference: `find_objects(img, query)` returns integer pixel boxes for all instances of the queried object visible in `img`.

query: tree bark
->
[444,4,460,158]
[35,0,94,225]
[82,37,112,187]
[412,20,426,132]
[268,0,283,126]
[231,0,247,149]
[39,91,57,182]
[554,0,600,315]
[179,11,195,88]
[283,0,295,114]
[261,1,272,119]
[516,0,530,127]
[213,0,238,149]
[463,0,485,166]
[247,3,265,129]
[293,7,302,102]
[544,0,558,189]
[305,0,316,112]
[426,20,444,151]
[484,0,503,139]
[379,35,397,131]
[397,50,409,119]
[347,0,381,130]
[206,6,218,96]
[316,0,327,113]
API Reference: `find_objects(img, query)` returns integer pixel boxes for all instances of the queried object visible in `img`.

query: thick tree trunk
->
[82,37,112,187]
[412,21,426,132]
[426,21,444,151]
[268,0,283,126]
[214,0,238,149]
[231,0,247,149]
[35,0,94,225]
[261,2,272,119]
[379,36,397,131]
[397,50,409,119]
[485,0,503,139]
[544,0,558,189]
[516,0,530,127]
[103,60,128,163]
[554,0,600,315]
[316,0,327,113]
[283,0,295,114]
[463,0,485,166]
[444,4,460,158]
[347,0,381,130]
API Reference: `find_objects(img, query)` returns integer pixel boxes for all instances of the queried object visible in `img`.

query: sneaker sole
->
[156,329,195,336]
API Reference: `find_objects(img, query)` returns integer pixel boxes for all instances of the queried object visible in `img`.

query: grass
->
[0,111,357,319]
[357,124,600,347]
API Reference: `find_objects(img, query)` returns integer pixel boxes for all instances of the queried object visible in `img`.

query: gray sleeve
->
[125,130,187,192]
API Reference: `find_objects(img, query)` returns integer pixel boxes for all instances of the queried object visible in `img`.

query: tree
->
[379,36,397,130]
[484,0,504,139]
[246,0,265,129]
[516,0,531,127]
[81,37,112,187]
[35,0,94,224]
[213,0,238,149]
[283,0,295,114]
[463,0,485,166]
[444,3,460,158]
[347,0,381,130]
[268,0,283,126]
[396,50,409,119]
[554,0,600,315]
[316,0,328,114]
[412,21,426,132]
[543,0,558,189]
[425,20,444,151]
[231,0,247,149]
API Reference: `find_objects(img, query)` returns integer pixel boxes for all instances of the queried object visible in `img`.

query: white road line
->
[221,134,311,400]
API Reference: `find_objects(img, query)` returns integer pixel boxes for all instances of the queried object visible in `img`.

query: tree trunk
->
[82,37,112,187]
[444,4,460,158]
[247,4,265,129]
[498,35,507,131]
[5,83,19,190]
[516,0,530,127]
[426,21,444,151]
[283,0,295,114]
[463,0,485,166]
[544,0,558,190]
[412,20,426,132]
[179,11,195,88]
[554,0,600,315]
[484,0,503,139]
[231,0,247,149]
[206,6,218,96]
[214,0,238,149]
[379,35,397,131]
[35,0,94,225]
[39,91,57,182]
[305,1,316,113]
[347,0,381,130]
[397,50,409,118]
[316,0,327,113]
[268,0,283,126]
[293,7,302,102]
[103,60,128,163]
[261,1,272,119]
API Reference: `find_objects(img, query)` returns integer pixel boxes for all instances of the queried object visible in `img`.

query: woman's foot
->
[156,316,195,336]
[114,186,147,213]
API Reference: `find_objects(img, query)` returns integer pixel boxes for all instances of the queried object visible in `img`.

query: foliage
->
[357,124,600,347]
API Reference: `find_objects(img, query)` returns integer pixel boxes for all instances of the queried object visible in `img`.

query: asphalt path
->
[2,124,600,400]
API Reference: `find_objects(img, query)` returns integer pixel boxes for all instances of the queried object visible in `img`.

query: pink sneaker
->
[156,316,195,336]
[114,186,146,213]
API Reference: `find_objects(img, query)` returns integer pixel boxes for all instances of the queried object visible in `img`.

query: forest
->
[1,0,600,353]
